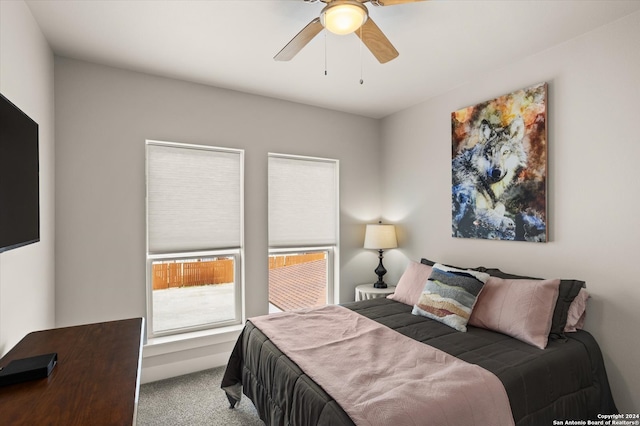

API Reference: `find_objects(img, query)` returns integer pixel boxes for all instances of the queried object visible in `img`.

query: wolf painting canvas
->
[451,82,548,242]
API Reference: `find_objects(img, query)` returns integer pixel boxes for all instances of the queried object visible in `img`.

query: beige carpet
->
[137,366,264,426]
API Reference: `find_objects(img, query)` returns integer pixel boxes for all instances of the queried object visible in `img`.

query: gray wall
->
[0,1,56,356]
[380,11,640,413]
[54,57,382,379]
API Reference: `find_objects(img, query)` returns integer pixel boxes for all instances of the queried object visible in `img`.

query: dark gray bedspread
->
[222,297,617,426]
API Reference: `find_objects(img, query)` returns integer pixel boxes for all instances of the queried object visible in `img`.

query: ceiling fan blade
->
[274,18,324,61]
[355,18,399,64]
[370,0,427,6]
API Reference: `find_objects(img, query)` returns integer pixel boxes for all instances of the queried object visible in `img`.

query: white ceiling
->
[25,0,640,119]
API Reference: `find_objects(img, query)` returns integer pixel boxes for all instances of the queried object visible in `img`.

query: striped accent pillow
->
[412,263,489,332]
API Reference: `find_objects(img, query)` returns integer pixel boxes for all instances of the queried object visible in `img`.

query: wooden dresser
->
[0,318,144,425]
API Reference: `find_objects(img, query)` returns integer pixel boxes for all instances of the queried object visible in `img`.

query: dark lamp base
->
[372,249,389,289]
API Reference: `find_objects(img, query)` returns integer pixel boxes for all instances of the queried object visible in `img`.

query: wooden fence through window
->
[268,252,326,269]
[152,258,234,290]
[152,253,325,290]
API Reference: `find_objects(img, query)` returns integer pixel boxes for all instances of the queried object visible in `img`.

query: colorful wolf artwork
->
[451,82,548,242]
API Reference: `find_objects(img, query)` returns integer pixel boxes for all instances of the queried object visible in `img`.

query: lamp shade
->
[364,224,398,250]
[320,1,368,35]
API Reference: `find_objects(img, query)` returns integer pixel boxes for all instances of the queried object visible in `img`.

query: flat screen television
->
[0,93,40,253]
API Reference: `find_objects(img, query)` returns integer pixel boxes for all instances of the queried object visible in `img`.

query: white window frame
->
[146,140,244,339]
[268,153,340,305]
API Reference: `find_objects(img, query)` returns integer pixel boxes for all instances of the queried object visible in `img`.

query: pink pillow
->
[564,288,589,332]
[387,261,432,306]
[469,276,560,349]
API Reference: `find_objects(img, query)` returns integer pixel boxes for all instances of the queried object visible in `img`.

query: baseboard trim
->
[141,351,231,384]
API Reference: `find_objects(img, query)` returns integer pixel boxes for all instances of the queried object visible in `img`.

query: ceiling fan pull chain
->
[359,26,364,85]
[324,31,328,76]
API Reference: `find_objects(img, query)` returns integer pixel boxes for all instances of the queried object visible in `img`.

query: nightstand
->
[355,283,396,301]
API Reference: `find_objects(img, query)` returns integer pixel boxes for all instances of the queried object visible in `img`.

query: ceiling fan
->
[274,0,426,64]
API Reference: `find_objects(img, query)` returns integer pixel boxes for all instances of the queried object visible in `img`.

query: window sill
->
[143,324,244,358]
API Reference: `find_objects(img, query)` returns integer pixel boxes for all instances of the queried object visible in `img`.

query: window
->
[268,154,339,311]
[146,140,243,338]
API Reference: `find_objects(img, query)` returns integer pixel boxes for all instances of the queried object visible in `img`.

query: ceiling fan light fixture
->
[320,1,368,35]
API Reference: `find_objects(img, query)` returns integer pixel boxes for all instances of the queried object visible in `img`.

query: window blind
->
[268,155,338,247]
[147,142,242,254]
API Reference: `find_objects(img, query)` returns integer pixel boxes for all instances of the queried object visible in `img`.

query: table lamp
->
[363,221,397,288]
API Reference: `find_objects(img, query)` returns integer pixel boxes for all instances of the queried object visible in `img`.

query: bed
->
[221,259,618,426]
